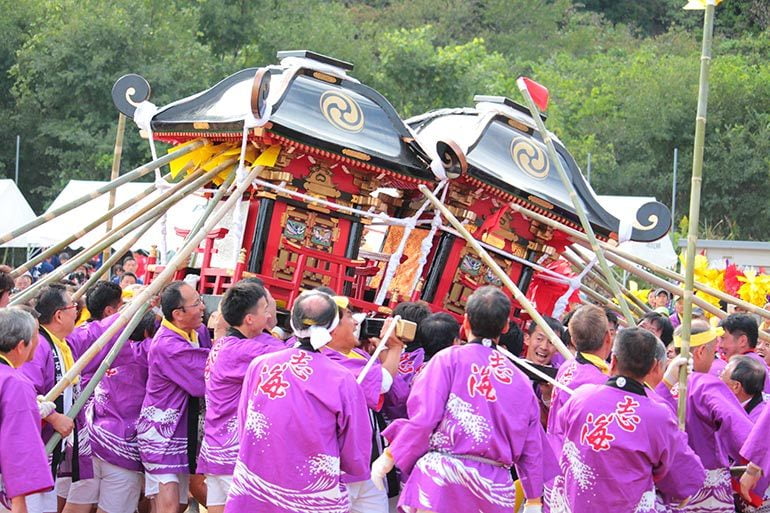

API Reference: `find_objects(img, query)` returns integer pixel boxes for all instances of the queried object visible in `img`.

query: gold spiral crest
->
[320,91,364,133]
[510,137,549,180]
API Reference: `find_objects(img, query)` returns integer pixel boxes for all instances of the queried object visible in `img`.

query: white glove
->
[663,356,693,387]
[370,449,395,491]
[523,502,543,513]
[37,395,57,418]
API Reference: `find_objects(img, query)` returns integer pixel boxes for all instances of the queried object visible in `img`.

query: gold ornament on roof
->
[510,137,549,180]
[320,91,364,133]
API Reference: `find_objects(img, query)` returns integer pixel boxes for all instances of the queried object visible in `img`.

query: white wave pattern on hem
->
[89,423,140,462]
[199,441,239,466]
[229,459,349,513]
[136,406,182,439]
[415,452,515,508]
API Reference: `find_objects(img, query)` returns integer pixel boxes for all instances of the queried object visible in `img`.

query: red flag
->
[517,77,549,112]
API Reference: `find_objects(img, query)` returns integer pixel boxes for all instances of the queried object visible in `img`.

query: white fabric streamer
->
[407,181,448,295]
[229,125,252,267]
[551,256,597,319]
[429,157,448,181]
[290,312,340,350]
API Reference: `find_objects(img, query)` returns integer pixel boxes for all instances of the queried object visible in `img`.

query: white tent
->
[597,195,678,269]
[0,179,44,248]
[24,180,247,268]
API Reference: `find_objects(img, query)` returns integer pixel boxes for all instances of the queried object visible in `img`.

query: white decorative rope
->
[407,181,449,295]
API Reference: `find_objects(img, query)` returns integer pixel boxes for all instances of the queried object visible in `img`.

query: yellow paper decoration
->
[737,269,770,307]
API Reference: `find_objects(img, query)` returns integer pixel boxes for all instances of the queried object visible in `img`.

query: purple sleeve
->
[382,355,451,474]
[652,408,706,503]
[197,325,212,349]
[515,391,550,499]
[701,379,752,462]
[0,377,54,498]
[742,402,770,473]
[337,375,373,477]
[653,382,677,412]
[20,341,54,396]
[159,344,210,397]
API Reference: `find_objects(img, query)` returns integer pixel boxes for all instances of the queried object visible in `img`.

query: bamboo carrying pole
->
[43,164,262,403]
[72,212,163,301]
[678,0,717,429]
[509,202,770,322]
[418,185,573,360]
[516,80,637,326]
[0,140,205,245]
[102,113,127,280]
[562,249,647,317]
[565,246,652,315]
[11,172,169,278]
[45,303,151,454]
[495,345,575,396]
[10,163,229,306]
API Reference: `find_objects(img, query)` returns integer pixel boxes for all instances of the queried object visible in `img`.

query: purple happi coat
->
[225,346,372,513]
[383,343,555,513]
[655,372,753,513]
[548,378,706,513]
[547,354,608,449]
[0,364,54,507]
[137,324,209,474]
[86,338,152,472]
[197,330,285,476]
[744,351,770,394]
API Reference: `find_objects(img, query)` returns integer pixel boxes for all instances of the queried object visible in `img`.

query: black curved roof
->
[408,100,672,242]
[113,51,433,181]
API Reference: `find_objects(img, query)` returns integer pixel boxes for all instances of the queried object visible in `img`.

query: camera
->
[359,317,417,342]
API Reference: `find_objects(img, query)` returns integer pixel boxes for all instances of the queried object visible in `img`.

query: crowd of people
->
[1,260,770,513]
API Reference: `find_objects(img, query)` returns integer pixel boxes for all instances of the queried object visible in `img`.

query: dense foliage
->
[2,0,768,238]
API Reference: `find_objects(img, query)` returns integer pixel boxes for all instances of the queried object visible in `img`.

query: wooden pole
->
[418,185,572,360]
[10,163,229,306]
[101,113,127,281]
[72,211,162,302]
[678,0,717,429]
[11,172,168,278]
[561,250,644,317]
[0,140,205,245]
[45,302,151,454]
[42,164,262,402]
[509,202,770,321]
[516,79,637,326]
[565,247,651,315]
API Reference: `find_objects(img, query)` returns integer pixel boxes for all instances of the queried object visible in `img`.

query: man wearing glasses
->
[137,281,209,513]
[21,284,81,513]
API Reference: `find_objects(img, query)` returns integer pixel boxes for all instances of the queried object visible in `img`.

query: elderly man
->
[550,328,705,512]
[0,308,55,513]
[656,320,753,513]
[320,293,403,513]
[376,286,552,513]
[137,281,209,513]
[197,281,284,513]
[721,355,767,422]
[225,290,371,512]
